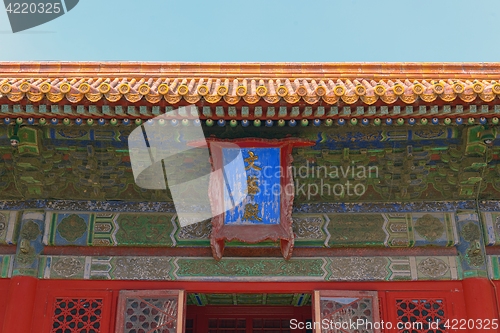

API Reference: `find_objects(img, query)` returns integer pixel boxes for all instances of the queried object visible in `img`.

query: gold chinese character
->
[243,203,262,221]
[244,151,261,171]
[247,176,260,196]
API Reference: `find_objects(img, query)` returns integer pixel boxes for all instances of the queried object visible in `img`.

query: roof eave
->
[1,62,500,79]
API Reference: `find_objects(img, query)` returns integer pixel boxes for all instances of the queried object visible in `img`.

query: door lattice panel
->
[208,318,246,333]
[395,299,447,333]
[320,297,374,325]
[253,318,292,332]
[51,298,103,333]
[116,290,186,333]
[313,290,381,333]
[124,297,178,333]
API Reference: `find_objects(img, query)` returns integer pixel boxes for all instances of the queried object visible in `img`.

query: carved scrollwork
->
[341,94,359,104]
[53,257,84,277]
[399,93,417,104]
[283,94,300,104]
[414,214,444,241]
[105,93,122,102]
[124,93,142,103]
[203,95,222,104]
[47,92,64,102]
[321,95,339,104]
[263,95,280,104]
[420,93,437,103]
[145,94,162,104]
[27,92,44,102]
[459,93,477,103]
[183,94,201,104]
[360,95,379,105]
[303,95,320,104]
[242,95,260,104]
[417,257,449,277]
[223,95,240,105]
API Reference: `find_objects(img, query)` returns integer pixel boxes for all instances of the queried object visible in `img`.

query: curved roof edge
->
[1,62,500,79]
[1,62,500,109]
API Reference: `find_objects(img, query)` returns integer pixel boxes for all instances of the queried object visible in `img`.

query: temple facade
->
[0,62,499,332]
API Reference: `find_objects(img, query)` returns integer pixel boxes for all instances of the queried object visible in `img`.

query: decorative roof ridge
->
[2,75,500,106]
[1,62,500,79]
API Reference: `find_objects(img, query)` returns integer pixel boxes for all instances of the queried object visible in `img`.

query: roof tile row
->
[1,77,499,105]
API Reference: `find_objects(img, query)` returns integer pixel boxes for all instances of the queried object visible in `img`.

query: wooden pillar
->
[462,278,499,332]
[3,211,46,332]
[2,276,37,333]
[455,211,499,331]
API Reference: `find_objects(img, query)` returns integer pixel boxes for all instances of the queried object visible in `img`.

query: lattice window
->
[116,290,186,333]
[252,318,292,332]
[313,290,381,333]
[208,318,246,332]
[395,299,447,333]
[51,298,103,333]
[185,319,194,333]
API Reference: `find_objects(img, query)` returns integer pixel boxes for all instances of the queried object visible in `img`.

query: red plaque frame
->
[206,138,314,260]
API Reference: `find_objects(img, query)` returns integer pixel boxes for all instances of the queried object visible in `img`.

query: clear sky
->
[0,0,499,62]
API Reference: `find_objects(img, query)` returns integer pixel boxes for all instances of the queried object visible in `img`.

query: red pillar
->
[462,278,499,332]
[2,276,38,333]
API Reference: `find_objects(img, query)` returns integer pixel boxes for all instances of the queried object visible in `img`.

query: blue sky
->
[0,0,499,62]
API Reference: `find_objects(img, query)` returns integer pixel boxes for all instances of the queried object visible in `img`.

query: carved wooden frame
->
[115,289,186,333]
[312,290,381,333]
[206,137,314,260]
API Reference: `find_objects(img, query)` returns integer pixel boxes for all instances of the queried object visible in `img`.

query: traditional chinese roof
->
[1,62,500,123]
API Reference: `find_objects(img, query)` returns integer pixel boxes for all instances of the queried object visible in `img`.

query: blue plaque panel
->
[222,147,281,225]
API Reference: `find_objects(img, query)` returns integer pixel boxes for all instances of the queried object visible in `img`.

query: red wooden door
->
[0,279,9,329]
[23,279,470,333]
[186,305,313,333]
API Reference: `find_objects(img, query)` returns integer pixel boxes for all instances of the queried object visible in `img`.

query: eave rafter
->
[1,62,500,120]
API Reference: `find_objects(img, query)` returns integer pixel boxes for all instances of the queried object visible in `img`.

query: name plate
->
[207,138,314,260]
[223,147,281,225]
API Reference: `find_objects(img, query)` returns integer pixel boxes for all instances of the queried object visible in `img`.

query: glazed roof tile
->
[0,62,500,106]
